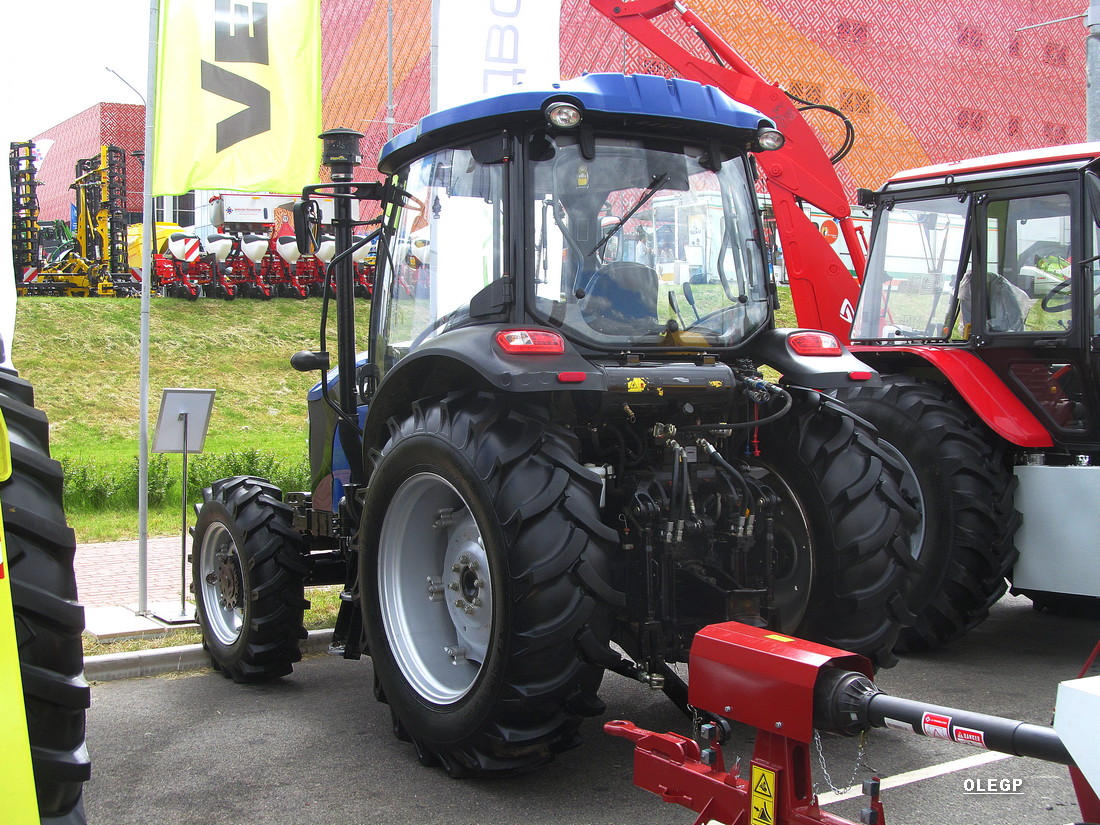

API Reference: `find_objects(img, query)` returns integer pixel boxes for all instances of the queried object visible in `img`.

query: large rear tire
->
[753,393,914,667]
[836,376,1018,651]
[192,476,308,682]
[2,369,90,824]
[360,392,620,776]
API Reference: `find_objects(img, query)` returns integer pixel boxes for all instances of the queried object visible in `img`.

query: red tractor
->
[596,0,1100,652]
[842,146,1100,648]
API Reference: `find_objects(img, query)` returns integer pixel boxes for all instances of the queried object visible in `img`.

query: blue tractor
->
[190,73,914,776]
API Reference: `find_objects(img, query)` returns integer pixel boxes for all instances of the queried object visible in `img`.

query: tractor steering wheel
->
[1041,279,1072,313]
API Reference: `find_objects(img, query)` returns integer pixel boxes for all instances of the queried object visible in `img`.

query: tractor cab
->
[368,73,785,389]
[850,145,1100,449]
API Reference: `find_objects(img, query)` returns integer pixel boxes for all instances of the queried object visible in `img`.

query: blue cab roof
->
[379,73,771,170]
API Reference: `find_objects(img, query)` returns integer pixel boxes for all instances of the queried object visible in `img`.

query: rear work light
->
[787,331,843,356]
[494,328,566,355]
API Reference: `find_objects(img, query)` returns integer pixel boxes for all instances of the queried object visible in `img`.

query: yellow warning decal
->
[626,377,649,393]
[0,412,42,823]
[751,764,776,825]
[765,633,795,643]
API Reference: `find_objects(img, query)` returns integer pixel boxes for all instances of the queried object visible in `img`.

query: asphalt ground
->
[82,593,1099,825]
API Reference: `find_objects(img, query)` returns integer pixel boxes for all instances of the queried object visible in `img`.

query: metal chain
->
[813,729,868,795]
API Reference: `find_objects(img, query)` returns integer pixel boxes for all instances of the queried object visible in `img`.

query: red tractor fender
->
[848,344,1054,448]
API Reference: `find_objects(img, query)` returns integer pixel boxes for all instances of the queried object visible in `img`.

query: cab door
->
[972,178,1099,448]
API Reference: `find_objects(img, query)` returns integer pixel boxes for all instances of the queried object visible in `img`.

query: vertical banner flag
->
[152,0,322,195]
[434,0,561,111]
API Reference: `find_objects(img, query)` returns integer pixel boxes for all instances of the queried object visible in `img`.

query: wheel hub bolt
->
[426,576,445,602]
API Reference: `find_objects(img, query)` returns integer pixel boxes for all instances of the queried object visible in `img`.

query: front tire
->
[2,369,90,823]
[836,376,1019,651]
[360,392,620,776]
[192,476,308,681]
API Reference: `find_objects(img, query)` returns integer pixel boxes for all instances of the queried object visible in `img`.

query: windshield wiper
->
[590,173,669,257]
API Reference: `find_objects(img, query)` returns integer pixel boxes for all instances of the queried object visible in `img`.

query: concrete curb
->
[84,628,335,682]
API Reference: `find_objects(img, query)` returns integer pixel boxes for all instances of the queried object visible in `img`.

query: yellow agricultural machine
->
[9,142,134,297]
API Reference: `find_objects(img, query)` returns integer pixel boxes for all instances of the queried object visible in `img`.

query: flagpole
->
[430,0,439,112]
[138,0,160,616]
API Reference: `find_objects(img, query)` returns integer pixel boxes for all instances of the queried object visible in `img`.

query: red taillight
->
[787,331,843,356]
[557,371,587,383]
[848,370,874,381]
[494,328,566,355]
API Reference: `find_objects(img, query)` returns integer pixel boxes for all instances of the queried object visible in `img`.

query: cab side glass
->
[1086,171,1100,229]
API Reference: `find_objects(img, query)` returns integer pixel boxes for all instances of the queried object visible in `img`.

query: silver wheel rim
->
[198,522,246,647]
[378,472,493,705]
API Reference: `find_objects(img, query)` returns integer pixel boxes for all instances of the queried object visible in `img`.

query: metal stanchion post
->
[179,411,189,619]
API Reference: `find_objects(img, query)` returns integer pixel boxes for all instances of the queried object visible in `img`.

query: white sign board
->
[434,0,561,110]
[153,389,216,454]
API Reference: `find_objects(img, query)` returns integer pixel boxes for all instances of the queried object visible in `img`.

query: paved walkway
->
[75,535,192,609]
[76,535,197,639]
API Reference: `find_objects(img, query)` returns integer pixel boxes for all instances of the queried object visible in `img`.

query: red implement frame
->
[590,0,864,341]
[605,623,880,825]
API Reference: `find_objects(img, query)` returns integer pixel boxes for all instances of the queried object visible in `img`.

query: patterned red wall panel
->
[100,103,145,214]
[33,106,102,222]
[324,0,1084,192]
[31,0,1090,222]
[33,103,145,221]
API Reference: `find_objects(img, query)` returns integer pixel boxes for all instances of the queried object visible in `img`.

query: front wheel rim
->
[378,472,494,705]
[198,522,246,647]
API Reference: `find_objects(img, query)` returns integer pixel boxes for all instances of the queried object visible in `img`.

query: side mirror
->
[293,199,319,255]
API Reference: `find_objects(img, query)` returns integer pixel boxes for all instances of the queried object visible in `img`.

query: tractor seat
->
[580,261,659,336]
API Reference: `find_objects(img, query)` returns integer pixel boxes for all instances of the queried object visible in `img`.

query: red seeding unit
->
[7,152,375,300]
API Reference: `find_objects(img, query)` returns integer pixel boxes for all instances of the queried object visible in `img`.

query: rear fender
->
[849,344,1053,448]
[755,328,880,389]
[360,325,606,457]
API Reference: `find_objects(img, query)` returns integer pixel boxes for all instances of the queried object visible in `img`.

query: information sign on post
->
[152,388,215,623]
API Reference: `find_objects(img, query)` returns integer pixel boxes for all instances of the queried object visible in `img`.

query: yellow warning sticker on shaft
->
[751,764,776,825]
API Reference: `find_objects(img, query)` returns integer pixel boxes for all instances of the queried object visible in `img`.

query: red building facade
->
[324,0,1086,196]
[32,103,144,222]
[31,1,1085,221]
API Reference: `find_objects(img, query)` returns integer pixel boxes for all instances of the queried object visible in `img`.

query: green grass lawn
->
[14,287,799,543]
[14,296,338,541]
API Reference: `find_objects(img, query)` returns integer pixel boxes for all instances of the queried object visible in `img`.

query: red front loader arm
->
[590,0,864,341]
